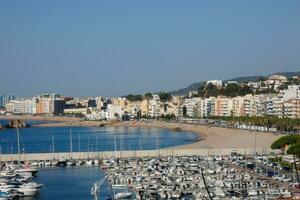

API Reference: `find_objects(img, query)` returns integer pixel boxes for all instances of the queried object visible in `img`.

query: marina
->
[97,154,296,200]
[0,152,297,200]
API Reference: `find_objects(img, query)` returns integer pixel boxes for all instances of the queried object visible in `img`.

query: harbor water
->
[0,121,198,199]
[0,125,198,154]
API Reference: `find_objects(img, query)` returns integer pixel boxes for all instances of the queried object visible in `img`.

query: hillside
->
[169,71,300,96]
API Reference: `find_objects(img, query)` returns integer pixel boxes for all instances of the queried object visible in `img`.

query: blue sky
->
[0,1,299,97]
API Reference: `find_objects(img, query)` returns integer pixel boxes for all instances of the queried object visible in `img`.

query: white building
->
[182,98,202,117]
[5,99,36,115]
[247,81,260,89]
[86,109,106,120]
[149,95,160,118]
[206,80,223,87]
[277,85,300,101]
[106,104,123,120]
[265,74,288,90]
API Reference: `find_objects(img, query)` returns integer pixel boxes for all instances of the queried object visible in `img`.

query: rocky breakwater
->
[0,119,30,130]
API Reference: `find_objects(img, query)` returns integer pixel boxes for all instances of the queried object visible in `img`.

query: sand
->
[113,121,281,150]
[0,115,280,150]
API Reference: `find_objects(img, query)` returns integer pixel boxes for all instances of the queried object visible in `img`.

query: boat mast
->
[17,126,21,165]
[156,134,159,157]
[70,128,73,152]
[52,134,55,159]
[114,136,117,158]
[69,128,73,159]
[78,133,81,152]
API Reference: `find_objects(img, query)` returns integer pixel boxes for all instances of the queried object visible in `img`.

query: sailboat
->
[15,126,39,176]
[67,128,76,166]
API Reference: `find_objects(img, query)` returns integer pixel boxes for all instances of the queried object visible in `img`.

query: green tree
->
[158,92,172,102]
[271,135,300,183]
[144,93,153,100]
[125,94,143,101]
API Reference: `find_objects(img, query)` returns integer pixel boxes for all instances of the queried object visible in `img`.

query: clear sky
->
[0,1,299,97]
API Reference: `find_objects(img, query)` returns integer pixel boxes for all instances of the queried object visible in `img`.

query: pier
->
[0,147,274,162]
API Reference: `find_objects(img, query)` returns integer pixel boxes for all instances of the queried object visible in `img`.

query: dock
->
[0,147,274,162]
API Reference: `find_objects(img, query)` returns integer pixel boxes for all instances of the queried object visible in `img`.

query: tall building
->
[149,95,160,118]
[0,94,16,108]
[53,99,66,115]
[214,96,233,117]
[36,98,53,115]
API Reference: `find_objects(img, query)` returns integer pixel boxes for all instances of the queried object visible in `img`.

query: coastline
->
[112,121,281,150]
[0,115,281,150]
[0,115,81,122]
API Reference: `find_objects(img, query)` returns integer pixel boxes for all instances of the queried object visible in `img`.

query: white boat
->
[112,184,127,189]
[16,166,39,176]
[94,159,99,165]
[114,192,132,199]
[23,182,43,189]
[17,186,39,196]
[45,161,52,166]
[86,160,94,166]
[66,160,76,166]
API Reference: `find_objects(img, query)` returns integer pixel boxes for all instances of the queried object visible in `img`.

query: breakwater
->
[0,147,275,162]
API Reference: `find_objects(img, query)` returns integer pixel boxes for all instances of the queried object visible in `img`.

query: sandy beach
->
[113,121,281,150]
[0,115,280,150]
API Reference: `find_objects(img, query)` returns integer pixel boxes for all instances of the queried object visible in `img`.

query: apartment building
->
[0,94,16,108]
[283,99,300,119]
[36,98,53,115]
[214,96,233,117]
[5,99,36,115]
[180,98,202,117]
[149,95,160,118]
[232,96,244,117]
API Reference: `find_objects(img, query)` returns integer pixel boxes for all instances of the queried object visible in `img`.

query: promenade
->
[0,147,276,162]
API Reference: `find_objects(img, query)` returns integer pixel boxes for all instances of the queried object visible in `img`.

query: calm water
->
[0,126,198,154]
[24,166,108,200]
[0,123,197,199]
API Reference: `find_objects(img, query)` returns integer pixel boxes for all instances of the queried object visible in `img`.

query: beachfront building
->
[180,98,202,118]
[214,96,233,117]
[0,94,16,108]
[5,99,36,115]
[53,99,66,115]
[86,109,106,120]
[63,107,91,115]
[283,98,300,118]
[242,95,261,117]
[105,104,124,120]
[140,99,150,117]
[95,96,108,110]
[149,94,160,118]
[203,97,216,117]
[36,98,53,115]
[232,96,244,117]
[125,101,142,119]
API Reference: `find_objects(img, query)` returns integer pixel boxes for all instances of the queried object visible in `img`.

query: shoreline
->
[0,115,81,122]
[0,115,281,150]
[112,121,281,150]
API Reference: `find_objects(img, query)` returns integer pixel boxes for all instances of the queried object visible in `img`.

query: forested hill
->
[169,71,300,96]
